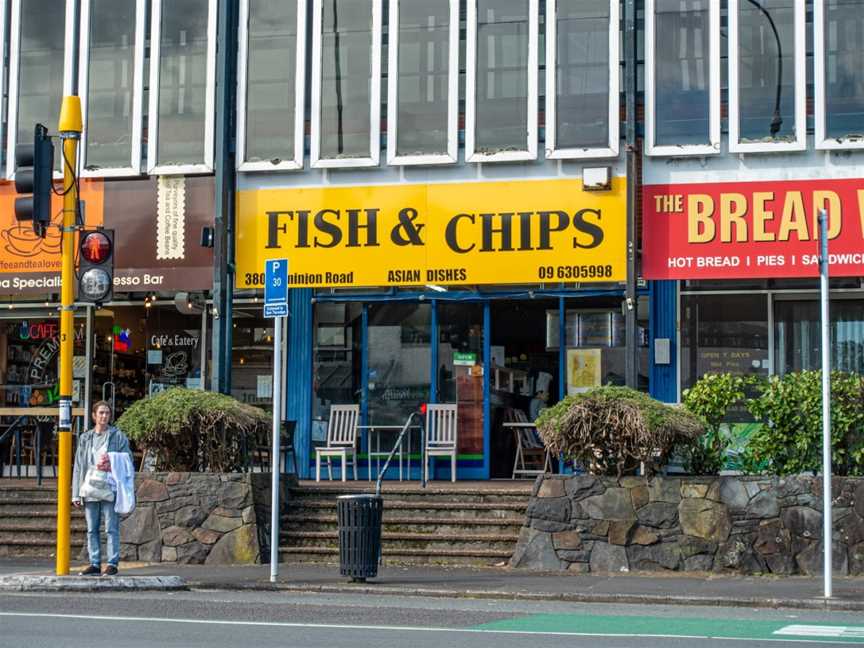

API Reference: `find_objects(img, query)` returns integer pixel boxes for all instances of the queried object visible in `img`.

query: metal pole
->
[818,208,832,599]
[56,96,83,576]
[269,317,283,582]
[624,0,638,388]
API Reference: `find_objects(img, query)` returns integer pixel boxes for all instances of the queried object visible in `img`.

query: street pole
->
[624,0,638,389]
[270,318,283,582]
[818,208,832,599]
[56,96,83,576]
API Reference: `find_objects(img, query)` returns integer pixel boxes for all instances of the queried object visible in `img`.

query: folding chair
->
[510,409,552,478]
[315,405,359,482]
[424,403,458,482]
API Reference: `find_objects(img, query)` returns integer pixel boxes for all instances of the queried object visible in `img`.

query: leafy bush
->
[536,386,704,477]
[116,388,269,472]
[743,371,864,476]
[681,373,755,475]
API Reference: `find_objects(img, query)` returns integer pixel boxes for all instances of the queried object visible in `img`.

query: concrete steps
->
[0,482,86,558]
[280,483,530,567]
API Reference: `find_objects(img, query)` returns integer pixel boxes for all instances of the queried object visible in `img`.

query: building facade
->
[0,0,862,479]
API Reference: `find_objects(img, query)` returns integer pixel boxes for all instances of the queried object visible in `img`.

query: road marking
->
[0,611,862,644]
[776,627,864,639]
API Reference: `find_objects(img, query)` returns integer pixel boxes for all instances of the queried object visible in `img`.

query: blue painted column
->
[430,300,438,403]
[286,289,314,478]
[482,301,491,480]
[649,280,678,403]
[558,297,567,401]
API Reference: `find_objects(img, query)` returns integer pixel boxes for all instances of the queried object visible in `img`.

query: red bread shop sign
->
[642,178,864,279]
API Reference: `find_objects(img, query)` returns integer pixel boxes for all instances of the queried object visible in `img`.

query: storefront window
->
[680,294,769,391]
[775,299,864,375]
[819,0,864,143]
[312,303,361,429]
[231,307,278,409]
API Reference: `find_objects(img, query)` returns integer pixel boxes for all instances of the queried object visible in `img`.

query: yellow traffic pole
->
[56,96,82,576]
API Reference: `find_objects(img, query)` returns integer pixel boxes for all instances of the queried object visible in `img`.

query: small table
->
[358,424,421,481]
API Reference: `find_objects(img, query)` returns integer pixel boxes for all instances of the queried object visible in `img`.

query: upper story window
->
[545,0,619,159]
[6,0,73,179]
[466,0,538,162]
[729,0,806,153]
[79,0,146,176]
[311,0,382,168]
[645,0,719,156]
[147,0,217,175]
[386,0,459,166]
[237,0,306,171]
[815,0,864,149]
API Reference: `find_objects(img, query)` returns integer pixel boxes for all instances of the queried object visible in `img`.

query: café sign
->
[236,178,627,288]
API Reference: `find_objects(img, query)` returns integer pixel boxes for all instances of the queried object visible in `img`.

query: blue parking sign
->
[264,258,288,310]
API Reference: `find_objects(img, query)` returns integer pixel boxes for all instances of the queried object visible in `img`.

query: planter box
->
[510,475,864,576]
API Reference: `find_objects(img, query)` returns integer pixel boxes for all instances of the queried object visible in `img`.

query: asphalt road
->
[1,589,864,648]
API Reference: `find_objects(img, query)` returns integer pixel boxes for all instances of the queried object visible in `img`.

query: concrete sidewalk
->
[1,558,863,611]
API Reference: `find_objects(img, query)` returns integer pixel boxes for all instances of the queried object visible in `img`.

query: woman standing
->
[71,401,132,576]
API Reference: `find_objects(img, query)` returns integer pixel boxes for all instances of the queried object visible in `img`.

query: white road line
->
[0,612,861,645]
[776,626,864,639]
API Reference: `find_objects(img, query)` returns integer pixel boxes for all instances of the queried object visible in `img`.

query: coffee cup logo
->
[1,225,45,257]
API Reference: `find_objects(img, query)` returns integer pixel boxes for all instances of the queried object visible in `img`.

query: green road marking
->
[474,614,864,644]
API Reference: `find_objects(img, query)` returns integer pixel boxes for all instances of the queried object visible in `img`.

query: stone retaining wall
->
[510,475,864,575]
[108,473,292,565]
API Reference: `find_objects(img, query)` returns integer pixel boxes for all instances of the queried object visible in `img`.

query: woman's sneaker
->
[79,565,101,576]
[102,566,118,576]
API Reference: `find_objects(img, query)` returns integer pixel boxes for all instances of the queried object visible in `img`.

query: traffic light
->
[77,229,114,304]
[14,124,54,238]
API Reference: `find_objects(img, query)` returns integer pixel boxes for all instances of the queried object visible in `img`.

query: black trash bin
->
[336,494,383,581]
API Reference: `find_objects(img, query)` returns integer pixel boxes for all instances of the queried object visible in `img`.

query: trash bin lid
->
[337,494,382,502]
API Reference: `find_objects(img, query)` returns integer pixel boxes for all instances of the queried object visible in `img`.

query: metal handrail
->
[375,410,425,497]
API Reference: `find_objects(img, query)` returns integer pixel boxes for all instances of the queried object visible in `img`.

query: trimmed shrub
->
[536,386,704,477]
[745,370,864,476]
[116,388,269,472]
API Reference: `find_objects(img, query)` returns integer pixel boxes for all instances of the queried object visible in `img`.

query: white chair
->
[424,403,458,482]
[510,409,552,479]
[315,404,359,482]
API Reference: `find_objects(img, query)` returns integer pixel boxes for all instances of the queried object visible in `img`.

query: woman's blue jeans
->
[83,500,120,567]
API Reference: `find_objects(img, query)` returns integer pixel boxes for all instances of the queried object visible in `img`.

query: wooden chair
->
[315,405,359,482]
[424,403,458,482]
[510,409,552,478]
[255,420,298,474]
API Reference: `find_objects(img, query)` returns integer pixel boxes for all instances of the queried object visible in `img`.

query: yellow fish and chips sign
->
[236,178,626,289]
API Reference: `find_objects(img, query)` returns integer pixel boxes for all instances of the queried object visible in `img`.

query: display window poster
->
[566,348,602,395]
[643,178,864,279]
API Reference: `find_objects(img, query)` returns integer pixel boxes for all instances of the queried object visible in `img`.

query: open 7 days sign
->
[235,178,627,289]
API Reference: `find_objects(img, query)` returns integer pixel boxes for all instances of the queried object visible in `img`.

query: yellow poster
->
[567,348,602,394]
[235,177,626,289]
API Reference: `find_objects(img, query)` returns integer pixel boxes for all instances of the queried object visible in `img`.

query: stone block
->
[162,525,195,547]
[679,499,731,542]
[765,554,796,575]
[648,479,681,504]
[684,554,714,571]
[718,478,749,511]
[242,506,256,524]
[220,481,253,509]
[138,538,162,562]
[567,562,590,573]
[212,506,243,518]
[119,543,138,562]
[582,488,635,521]
[608,520,635,546]
[681,483,709,499]
[176,541,210,565]
[120,505,159,545]
[630,526,660,546]
[174,506,208,528]
[589,542,629,573]
[552,529,582,550]
[627,542,681,571]
[202,513,244,534]
[754,519,790,556]
[777,476,810,498]
[565,475,605,500]
[137,479,169,503]
[855,483,864,519]
[527,497,571,523]
[204,524,259,565]
[537,478,566,498]
[678,535,716,558]
[165,472,189,486]
[592,520,610,536]
[510,528,565,570]
[796,541,849,576]
[842,514,864,547]
[161,546,178,562]
[557,549,591,562]
[850,542,864,576]
[746,490,779,519]
[630,485,649,511]
[781,506,822,539]
[192,528,222,545]
[636,502,679,529]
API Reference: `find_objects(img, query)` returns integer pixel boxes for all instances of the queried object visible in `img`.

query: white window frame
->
[147,0,217,176]
[645,0,720,157]
[814,0,864,150]
[466,0,539,163]
[77,0,146,177]
[310,0,382,169]
[545,0,619,160]
[386,0,459,166]
[237,0,307,171]
[6,0,75,180]
[728,0,806,154]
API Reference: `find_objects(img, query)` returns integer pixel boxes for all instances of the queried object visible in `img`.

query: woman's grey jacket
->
[71,426,132,501]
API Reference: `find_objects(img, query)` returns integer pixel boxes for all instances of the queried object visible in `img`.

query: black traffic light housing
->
[77,229,115,305]
[14,124,54,238]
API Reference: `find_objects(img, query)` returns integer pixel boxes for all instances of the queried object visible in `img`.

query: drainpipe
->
[624,0,639,389]
[211,0,239,393]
